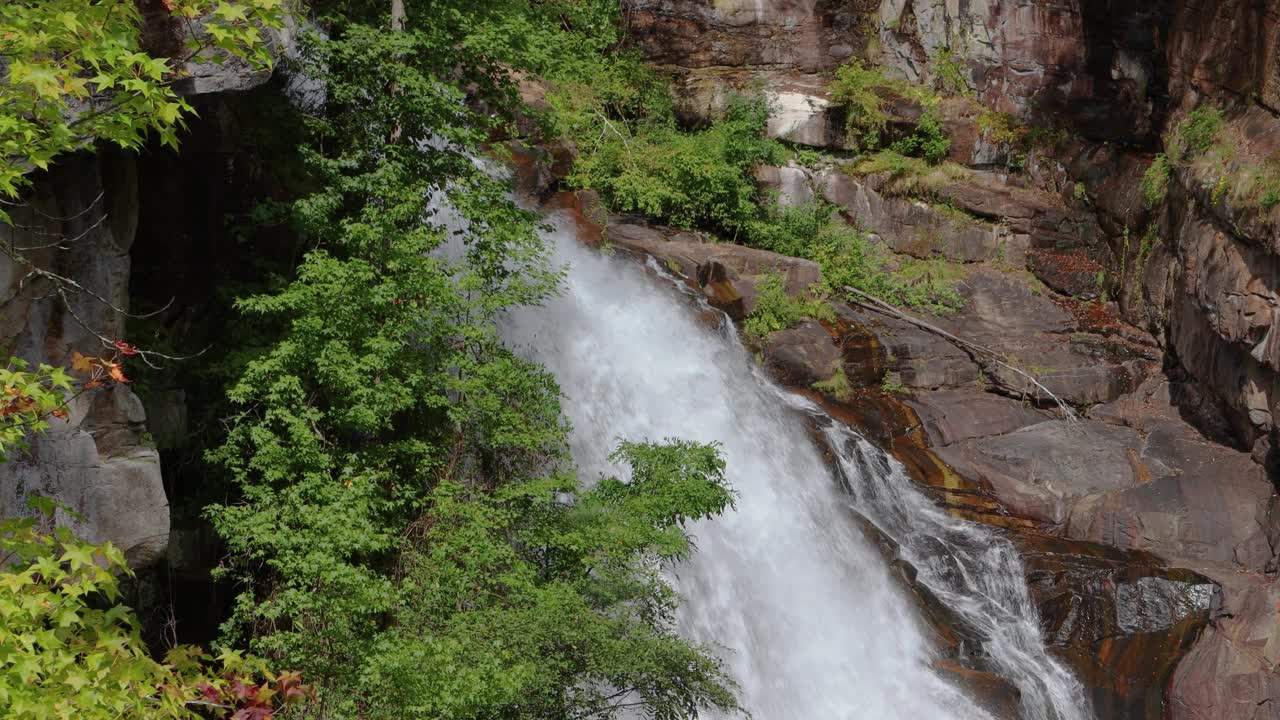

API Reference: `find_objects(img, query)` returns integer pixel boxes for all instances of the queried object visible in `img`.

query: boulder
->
[0,387,169,568]
[1013,532,1216,720]
[1167,570,1280,720]
[762,320,842,388]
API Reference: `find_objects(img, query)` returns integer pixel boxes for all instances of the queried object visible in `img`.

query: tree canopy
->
[2,2,743,719]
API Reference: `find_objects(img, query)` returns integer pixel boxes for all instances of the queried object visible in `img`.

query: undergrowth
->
[743,273,834,341]
[827,60,950,162]
[746,201,965,315]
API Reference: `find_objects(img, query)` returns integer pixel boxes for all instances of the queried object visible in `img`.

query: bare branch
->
[841,285,1080,421]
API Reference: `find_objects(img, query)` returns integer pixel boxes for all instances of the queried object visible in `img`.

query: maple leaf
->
[107,364,129,384]
[50,408,69,420]
[231,707,272,720]
[197,681,222,703]
[70,352,94,373]
[112,340,140,356]
[229,678,254,701]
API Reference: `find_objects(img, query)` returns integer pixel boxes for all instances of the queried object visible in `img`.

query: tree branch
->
[841,285,1080,421]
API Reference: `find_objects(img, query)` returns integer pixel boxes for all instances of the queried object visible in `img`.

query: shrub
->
[744,200,966,315]
[1263,187,1280,211]
[933,48,970,96]
[829,60,894,151]
[831,62,953,165]
[976,110,1023,145]
[1141,154,1170,207]
[569,94,783,232]
[1175,106,1224,159]
[890,108,951,164]
[743,273,834,341]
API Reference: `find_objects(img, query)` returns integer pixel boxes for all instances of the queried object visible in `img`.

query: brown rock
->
[762,320,841,388]
[1167,570,1280,720]
[907,389,1053,447]
[1012,532,1216,720]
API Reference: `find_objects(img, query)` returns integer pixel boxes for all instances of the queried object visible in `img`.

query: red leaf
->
[231,707,272,720]
[112,340,140,356]
[197,681,222,703]
[229,679,254,701]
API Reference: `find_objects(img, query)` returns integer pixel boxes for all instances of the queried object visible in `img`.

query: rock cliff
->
[617,1,1280,717]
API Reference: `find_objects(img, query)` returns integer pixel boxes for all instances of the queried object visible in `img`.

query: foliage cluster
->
[568,93,783,233]
[1173,106,1225,159]
[0,360,73,462]
[743,273,834,341]
[889,108,951,164]
[0,497,309,720]
[827,60,949,163]
[0,346,138,462]
[0,0,285,217]
[1141,153,1171,207]
[932,48,970,96]
[745,201,965,315]
[976,109,1023,145]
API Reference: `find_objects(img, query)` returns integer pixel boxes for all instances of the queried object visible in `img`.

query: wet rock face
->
[1014,533,1216,720]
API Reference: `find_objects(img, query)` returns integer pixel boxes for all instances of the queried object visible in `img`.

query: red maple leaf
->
[231,706,273,720]
[228,678,255,701]
[197,681,223,703]
[112,340,139,356]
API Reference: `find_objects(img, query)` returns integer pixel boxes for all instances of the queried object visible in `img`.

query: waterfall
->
[500,212,1093,720]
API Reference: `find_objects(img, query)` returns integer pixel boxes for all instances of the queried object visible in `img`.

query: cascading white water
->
[806,407,1095,720]
[500,212,1093,720]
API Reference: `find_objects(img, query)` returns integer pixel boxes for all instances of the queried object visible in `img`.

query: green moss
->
[813,367,854,401]
[880,373,908,394]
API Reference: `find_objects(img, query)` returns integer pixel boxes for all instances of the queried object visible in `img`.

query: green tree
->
[205,2,740,717]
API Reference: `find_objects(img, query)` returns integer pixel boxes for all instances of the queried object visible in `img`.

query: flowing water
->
[500,211,1093,720]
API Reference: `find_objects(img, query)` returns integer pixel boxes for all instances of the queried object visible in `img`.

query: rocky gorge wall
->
[616,1,1280,718]
[0,11,297,642]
